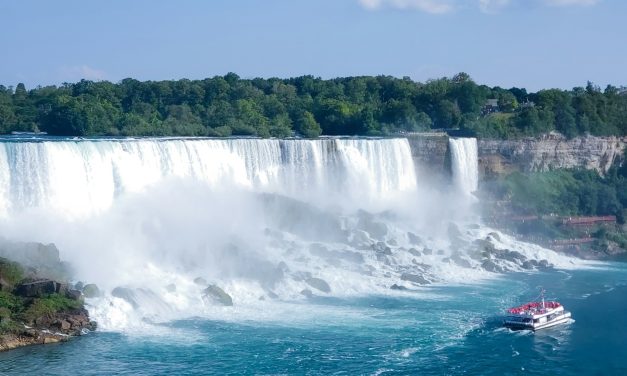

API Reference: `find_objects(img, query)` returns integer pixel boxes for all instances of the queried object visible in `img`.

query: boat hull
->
[504,311,571,331]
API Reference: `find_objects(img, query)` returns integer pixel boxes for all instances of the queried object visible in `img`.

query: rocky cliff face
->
[478,134,626,178]
[406,133,626,181]
[405,134,451,183]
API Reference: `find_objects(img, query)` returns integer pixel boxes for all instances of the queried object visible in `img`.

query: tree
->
[296,111,321,138]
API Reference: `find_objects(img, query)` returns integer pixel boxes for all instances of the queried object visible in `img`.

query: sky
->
[0,0,625,91]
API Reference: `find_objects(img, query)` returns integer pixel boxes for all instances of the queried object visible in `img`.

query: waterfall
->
[0,137,417,218]
[449,137,478,196]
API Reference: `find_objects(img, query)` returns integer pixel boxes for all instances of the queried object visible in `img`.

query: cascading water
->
[0,136,577,331]
[449,137,479,196]
[0,138,416,218]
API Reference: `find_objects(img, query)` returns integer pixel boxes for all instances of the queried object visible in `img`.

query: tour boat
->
[503,291,571,331]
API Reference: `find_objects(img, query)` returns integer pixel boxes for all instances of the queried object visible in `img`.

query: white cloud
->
[544,0,600,6]
[358,0,455,14]
[59,65,107,82]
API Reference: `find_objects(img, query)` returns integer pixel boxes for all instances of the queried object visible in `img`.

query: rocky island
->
[0,241,96,352]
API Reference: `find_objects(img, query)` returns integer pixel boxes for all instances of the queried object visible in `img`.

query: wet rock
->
[351,230,372,246]
[400,273,430,285]
[305,277,331,293]
[451,253,472,268]
[388,239,398,246]
[73,281,84,291]
[521,260,535,270]
[300,289,313,298]
[538,260,552,269]
[82,284,100,298]
[165,284,176,293]
[407,232,423,246]
[487,232,501,242]
[390,284,408,291]
[481,260,504,273]
[194,277,208,286]
[373,242,392,255]
[15,279,58,297]
[65,289,82,300]
[202,285,233,306]
[357,211,388,240]
[500,250,526,264]
[437,250,445,256]
[112,287,139,309]
[408,248,422,257]
[423,248,433,255]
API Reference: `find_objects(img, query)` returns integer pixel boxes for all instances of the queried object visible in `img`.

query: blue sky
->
[0,0,625,91]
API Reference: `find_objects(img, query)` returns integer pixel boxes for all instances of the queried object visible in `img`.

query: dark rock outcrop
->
[202,285,233,306]
[305,277,331,293]
[400,273,430,285]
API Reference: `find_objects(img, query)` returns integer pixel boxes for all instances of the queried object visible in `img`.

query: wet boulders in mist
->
[259,193,345,242]
[400,273,430,285]
[112,287,140,309]
[300,289,314,298]
[305,277,331,293]
[309,243,364,264]
[481,260,504,273]
[82,283,100,298]
[349,230,372,248]
[356,210,388,240]
[372,242,392,256]
[202,285,233,306]
[407,232,423,246]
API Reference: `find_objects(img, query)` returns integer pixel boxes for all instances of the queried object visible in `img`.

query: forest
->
[1,73,626,138]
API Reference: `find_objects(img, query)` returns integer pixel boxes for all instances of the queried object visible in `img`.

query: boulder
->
[82,284,100,298]
[372,242,392,255]
[487,232,501,242]
[202,285,233,306]
[423,248,433,255]
[300,289,313,298]
[481,260,504,273]
[112,287,139,309]
[407,248,422,257]
[193,277,208,286]
[357,211,388,240]
[65,289,82,300]
[400,273,430,285]
[390,284,408,291]
[407,232,423,246]
[15,279,58,297]
[305,277,331,293]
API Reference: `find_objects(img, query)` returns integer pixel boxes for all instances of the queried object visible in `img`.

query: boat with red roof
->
[503,289,572,331]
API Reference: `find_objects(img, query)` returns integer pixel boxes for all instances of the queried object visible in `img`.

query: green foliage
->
[0,291,22,312]
[0,258,24,286]
[1,75,625,138]
[21,294,81,322]
[487,168,627,218]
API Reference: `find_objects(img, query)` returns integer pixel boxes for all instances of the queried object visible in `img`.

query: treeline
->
[1,73,626,138]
